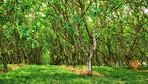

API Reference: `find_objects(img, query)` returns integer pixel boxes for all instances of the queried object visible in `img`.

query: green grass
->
[0,64,15,69]
[78,66,148,84]
[139,66,148,70]
[0,65,148,84]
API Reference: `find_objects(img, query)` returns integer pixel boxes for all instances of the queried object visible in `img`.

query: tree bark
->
[17,56,21,65]
[16,48,21,65]
[72,47,77,68]
[22,49,27,64]
[87,53,92,72]
[24,57,27,64]
[2,53,7,69]
[66,56,68,65]
[72,55,75,68]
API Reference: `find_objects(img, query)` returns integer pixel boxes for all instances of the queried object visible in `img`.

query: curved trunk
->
[87,36,96,72]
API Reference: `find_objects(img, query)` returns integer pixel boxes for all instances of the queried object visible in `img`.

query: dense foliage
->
[0,0,148,71]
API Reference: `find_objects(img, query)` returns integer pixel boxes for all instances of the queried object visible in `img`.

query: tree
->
[45,0,127,72]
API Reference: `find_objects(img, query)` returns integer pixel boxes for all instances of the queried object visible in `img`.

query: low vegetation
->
[0,65,147,84]
[0,0,147,84]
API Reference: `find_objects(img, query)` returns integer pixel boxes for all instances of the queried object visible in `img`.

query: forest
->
[0,0,148,84]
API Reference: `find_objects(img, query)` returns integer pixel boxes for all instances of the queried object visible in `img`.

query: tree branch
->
[76,35,89,52]
[93,0,98,35]
[5,37,14,53]
[84,20,92,38]
[96,0,108,39]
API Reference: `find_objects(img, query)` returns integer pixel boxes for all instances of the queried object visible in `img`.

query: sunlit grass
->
[0,65,147,84]
[93,66,148,84]
[76,66,148,84]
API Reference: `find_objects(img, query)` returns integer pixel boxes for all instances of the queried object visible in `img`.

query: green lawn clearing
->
[0,65,147,84]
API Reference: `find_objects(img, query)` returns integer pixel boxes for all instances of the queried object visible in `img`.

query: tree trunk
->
[66,56,68,65]
[8,55,12,64]
[87,54,92,72]
[23,51,27,64]
[87,36,96,72]
[2,53,7,69]
[72,48,77,68]
[16,48,21,65]
[24,56,27,64]
[17,56,21,65]
[22,47,27,64]
[72,55,75,68]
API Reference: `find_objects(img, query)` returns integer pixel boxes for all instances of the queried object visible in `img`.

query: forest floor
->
[0,64,148,84]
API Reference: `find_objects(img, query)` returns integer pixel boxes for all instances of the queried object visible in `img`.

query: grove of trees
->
[0,0,147,72]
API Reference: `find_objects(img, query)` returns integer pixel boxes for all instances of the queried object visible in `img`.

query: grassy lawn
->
[0,65,147,84]
[94,66,148,84]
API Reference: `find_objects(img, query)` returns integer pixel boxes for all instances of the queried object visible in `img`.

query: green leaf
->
[107,12,110,16]
[20,34,23,39]
[26,37,31,44]
[4,11,7,15]
[16,21,18,25]
[36,41,40,47]
[94,9,98,13]
[122,5,125,10]
[123,20,127,24]
[8,6,12,11]
[31,41,36,48]
[14,6,17,10]
[73,33,78,35]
